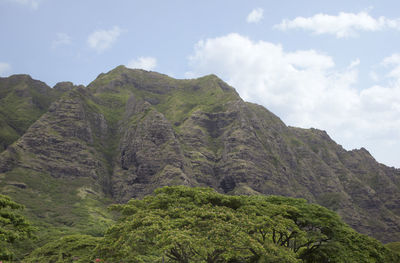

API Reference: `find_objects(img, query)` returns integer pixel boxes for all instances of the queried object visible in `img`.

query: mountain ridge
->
[0,66,399,244]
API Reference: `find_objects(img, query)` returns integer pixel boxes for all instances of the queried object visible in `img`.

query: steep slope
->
[0,75,69,151]
[0,66,399,244]
[0,83,114,252]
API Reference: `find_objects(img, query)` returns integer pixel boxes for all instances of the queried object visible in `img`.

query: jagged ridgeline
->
[1,66,400,253]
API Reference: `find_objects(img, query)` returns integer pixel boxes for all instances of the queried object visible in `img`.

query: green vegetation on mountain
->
[0,75,67,151]
[0,168,114,259]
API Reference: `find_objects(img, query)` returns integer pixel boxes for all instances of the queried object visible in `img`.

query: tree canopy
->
[0,194,35,261]
[25,234,101,263]
[93,186,398,263]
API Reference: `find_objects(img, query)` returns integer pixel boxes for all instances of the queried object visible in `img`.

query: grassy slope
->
[89,66,239,124]
[0,167,114,259]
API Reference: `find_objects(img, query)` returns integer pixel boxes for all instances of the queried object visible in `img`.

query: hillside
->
[0,66,399,245]
[0,75,69,151]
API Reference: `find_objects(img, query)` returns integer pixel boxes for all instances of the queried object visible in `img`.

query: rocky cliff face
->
[0,66,399,243]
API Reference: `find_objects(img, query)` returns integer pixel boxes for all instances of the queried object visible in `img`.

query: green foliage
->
[24,234,101,263]
[154,75,238,126]
[264,196,399,262]
[386,241,400,254]
[96,186,298,262]
[93,186,398,263]
[0,194,35,261]
[0,169,114,259]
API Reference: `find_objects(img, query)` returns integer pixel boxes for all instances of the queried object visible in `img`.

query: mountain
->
[0,66,399,244]
[0,75,69,151]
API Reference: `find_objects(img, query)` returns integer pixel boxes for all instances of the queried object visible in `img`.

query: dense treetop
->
[93,186,398,263]
[0,194,35,261]
[24,186,400,262]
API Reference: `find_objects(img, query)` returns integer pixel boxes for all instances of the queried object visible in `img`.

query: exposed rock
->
[53,81,75,93]
[7,181,27,189]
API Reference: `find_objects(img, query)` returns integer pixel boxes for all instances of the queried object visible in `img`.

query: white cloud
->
[382,53,400,65]
[382,53,400,79]
[5,0,40,9]
[247,8,264,23]
[0,62,11,76]
[275,11,400,38]
[87,26,121,53]
[51,33,71,48]
[127,57,157,71]
[348,58,360,69]
[187,33,400,167]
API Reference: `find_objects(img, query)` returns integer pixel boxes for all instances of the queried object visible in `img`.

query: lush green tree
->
[257,196,344,260]
[261,196,399,263]
[386,241,400,254]
[23,186,399,262]
[95,186,399,263]
[24,234,101,263]
[97,186,299,262]
[0,194,35,261]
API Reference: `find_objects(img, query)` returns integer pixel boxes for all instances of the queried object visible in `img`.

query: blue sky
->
[1,0,400,167]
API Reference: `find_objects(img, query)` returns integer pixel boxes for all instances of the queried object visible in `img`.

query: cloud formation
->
[188,33,400,167]
[87,26,121,53]
[52,33,71,48]
[382,53,400,79]
[0,62,11,76]
[247,8,264,23]
[127,57,157,71]
[275,11,400,38]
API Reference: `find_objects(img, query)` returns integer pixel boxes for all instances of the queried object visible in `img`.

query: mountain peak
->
[3,74,33,81]
[88,67,240,103]
[53,81,76,92]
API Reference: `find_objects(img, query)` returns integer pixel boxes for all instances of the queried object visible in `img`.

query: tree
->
[0,194,35,261]
[24,234,101,263]
[258,196,342,260]
[27,186,398,262]
[96,186,299,263]
[95,186,399,263]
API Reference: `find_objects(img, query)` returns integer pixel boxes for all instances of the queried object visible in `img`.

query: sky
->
[0,0,399,168]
